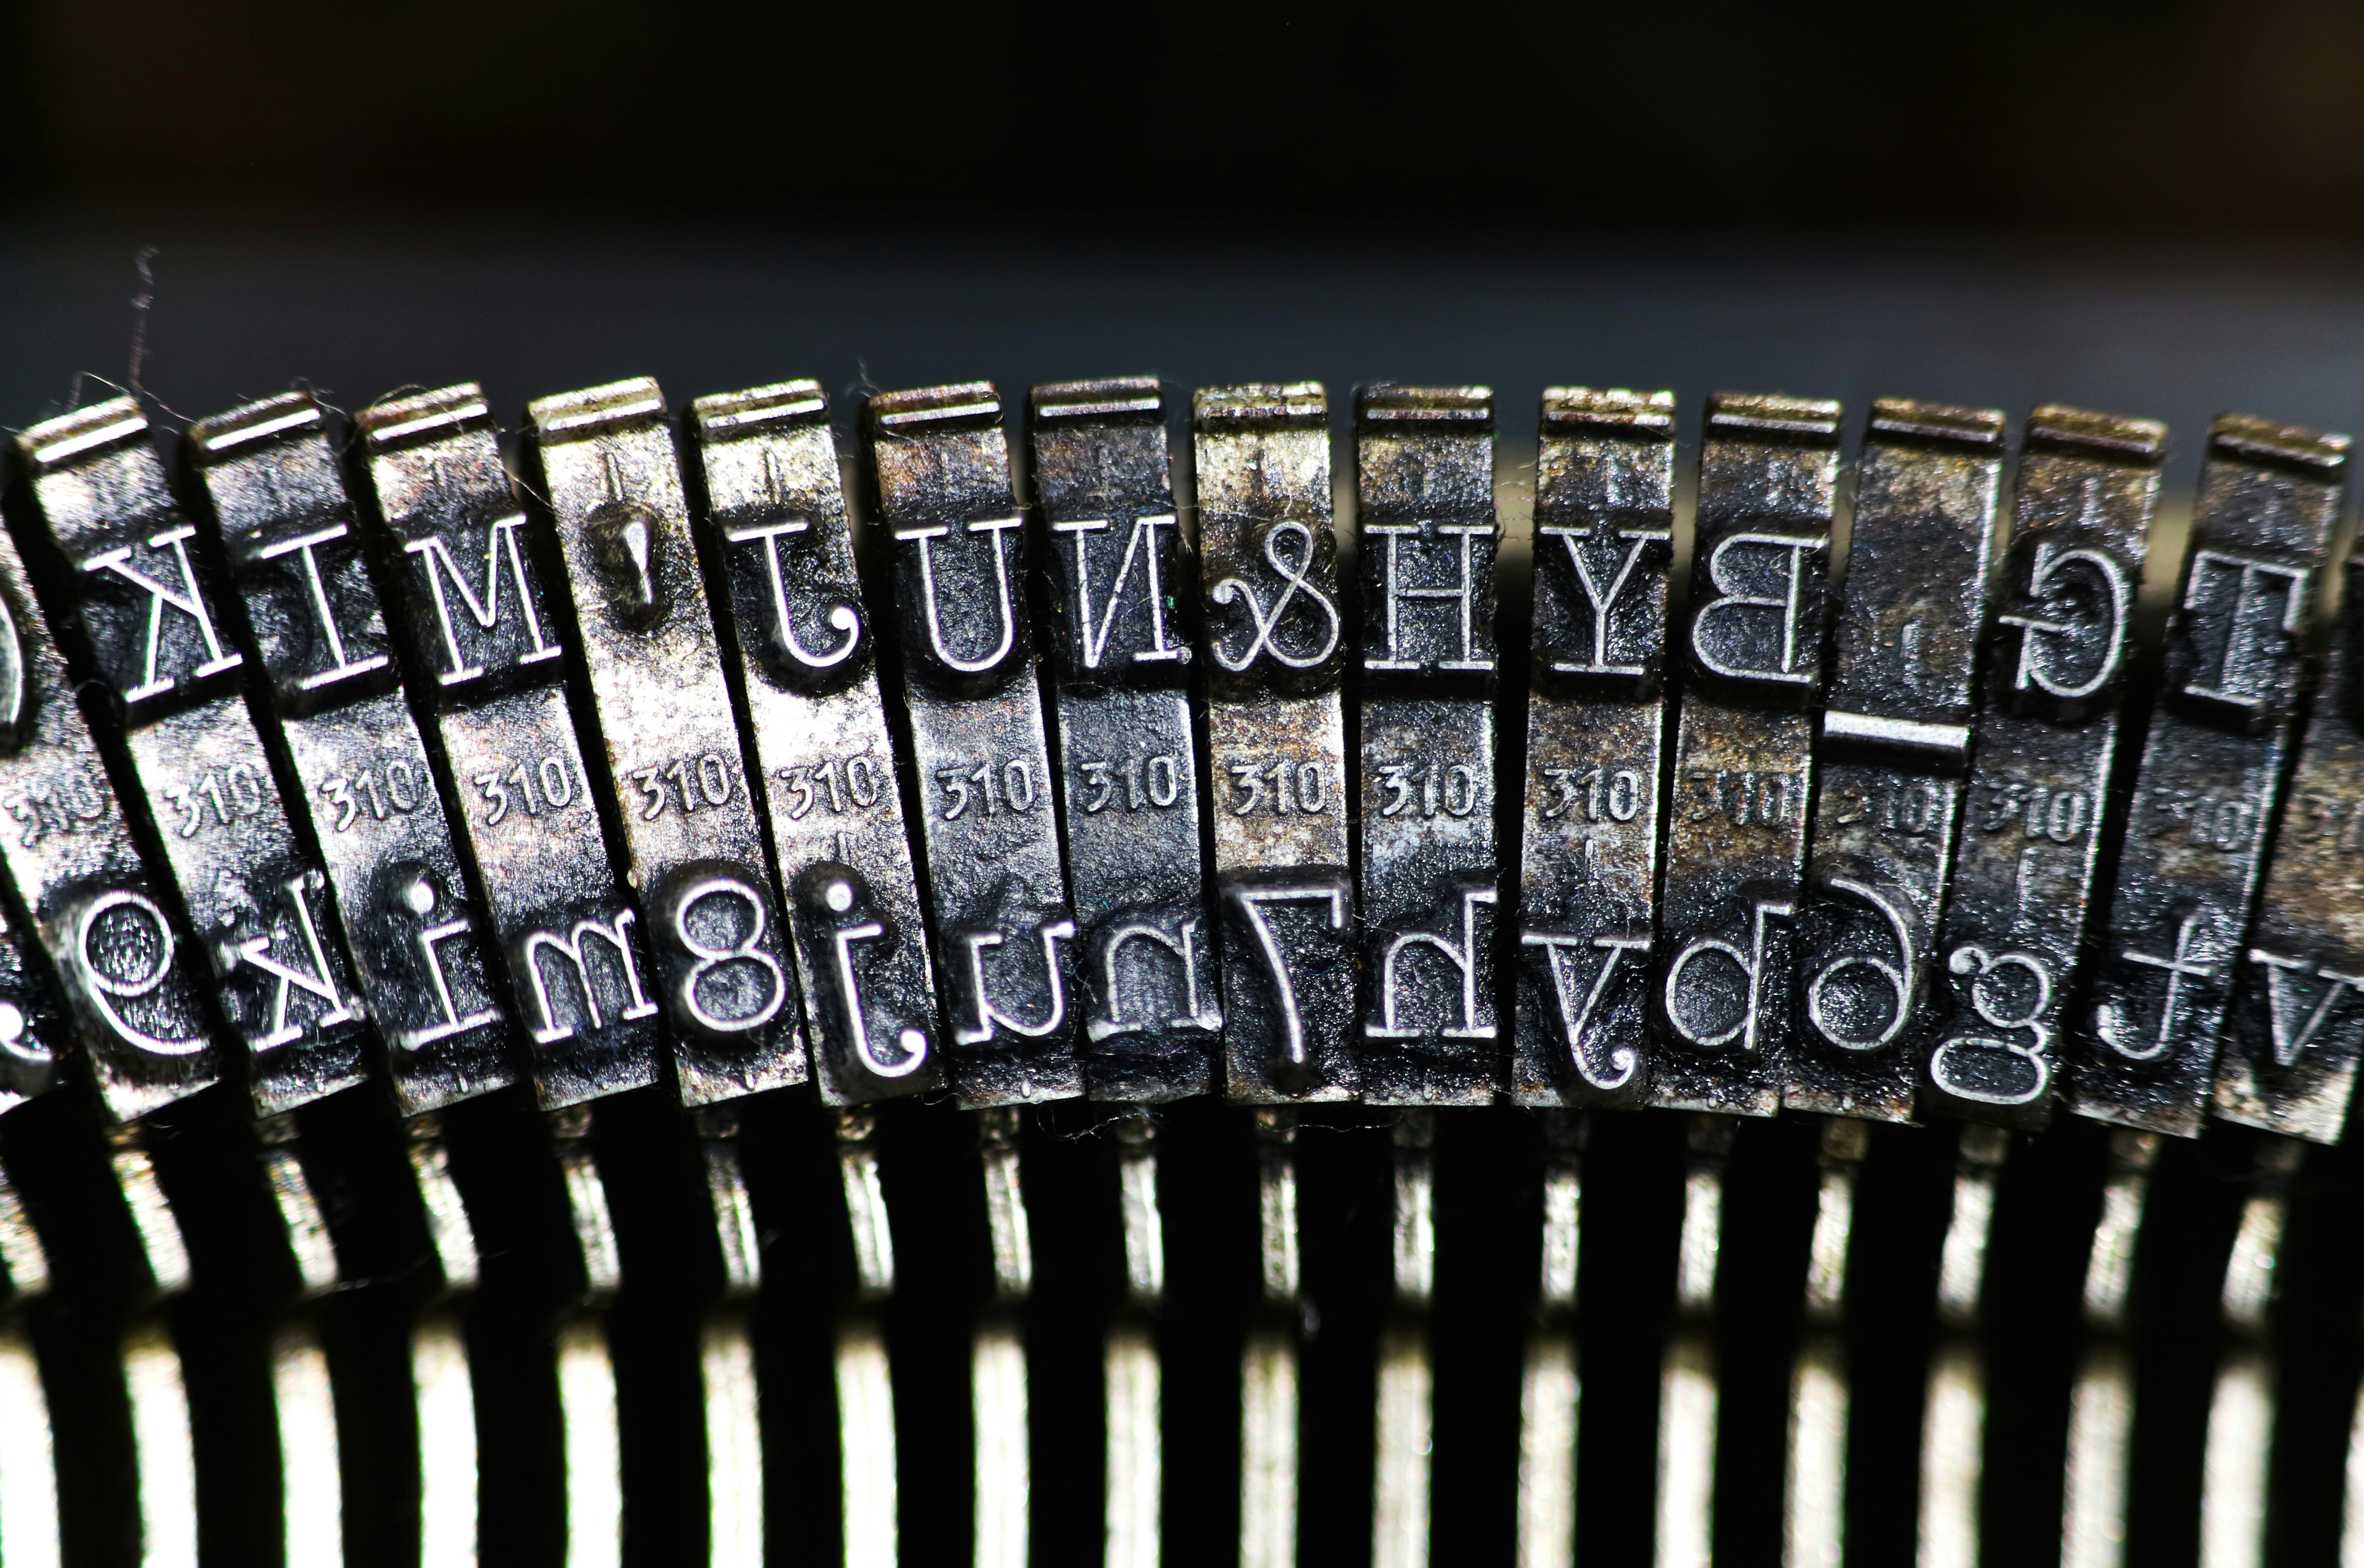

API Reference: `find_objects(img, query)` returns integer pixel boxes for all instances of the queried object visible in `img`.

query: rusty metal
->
[1649,393,1841,1115]
[2215,552,2364,1142]
[354,383,662,1108]
[1026,378,1220,1102]
[1511,389,1675,1109]
[1910,406,2167,1127]
[1789,399,2005,1121]
[17,396,368,1118]
[186,390,516,1117]
[1354,386,1499,1106]
[527,377,806,1104]
[864,382,1080,1107]
[1195,384,1355,1102]
[2072,415,2346,1135]
[690,381,942,1107]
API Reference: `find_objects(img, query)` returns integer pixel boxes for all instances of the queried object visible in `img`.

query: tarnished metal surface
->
[1649,393,1841,1115]
[2072,415,2346,1135]
[690,381,941,1106]
[1355,386,1499,1106]
[1195,385,1355,1103]
[1512,390,1674,1109]
[2215,560,2364,1142]
[187,390,515,1118]
[1910,407,2166,1127]
[356,383,662,1108]
[17,397,366,1118]
[1027,378,1219,1102]
[0,439,207,1121]
[1789,399,2004,1121]
[528,378,805,1107]
[864,382,1078,1106]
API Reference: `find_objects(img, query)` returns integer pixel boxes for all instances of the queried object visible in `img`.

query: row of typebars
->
[0,371,2343,1568]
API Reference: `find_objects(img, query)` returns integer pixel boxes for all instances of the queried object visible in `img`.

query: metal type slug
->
[2073,414,2346,1135]
[1648,392,1842,1115]
[690,380,943,1107]
[1789,398,2005,1122]
[1194,383,1356,1103]
[1026,377,1220,1103]
[1355,384,1501,1107]
[1910,406,2167,1126]
[354,383,662,1107]
[186,390,513,1115]
[1511,388,1675,1111]
[18,396,366,1115]
[864,381,1080,1107]
[2215,549,2364,1142]
[526,376,806,1103]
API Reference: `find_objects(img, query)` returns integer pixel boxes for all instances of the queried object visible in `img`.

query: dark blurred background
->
[3,0,2364,496]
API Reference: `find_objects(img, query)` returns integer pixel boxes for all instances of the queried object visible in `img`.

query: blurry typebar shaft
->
[865,381,1079,1106]
[690,381,942,1106]
[1511,388,1675,1109]
[1910,406,2167,1127]
[1649,393,1842,1114]
[2073,414,2347,1134]
[1355,385,1501,1104]
[1026,377,1222,1101]
[527,376,806,1102]
[1789,399,2004,1121]
[1195,384,1355,1102]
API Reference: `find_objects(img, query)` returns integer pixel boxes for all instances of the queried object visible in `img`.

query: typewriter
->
[0,361,2346,1568]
